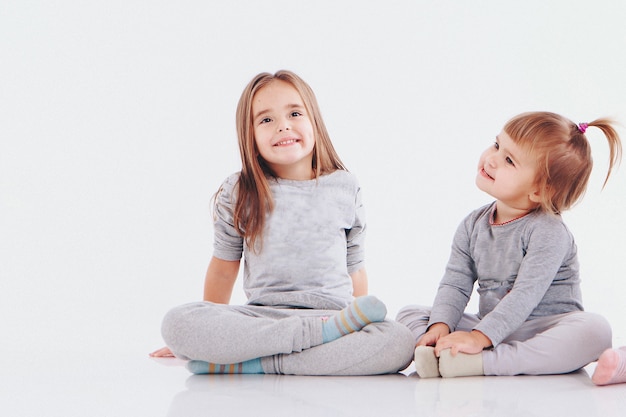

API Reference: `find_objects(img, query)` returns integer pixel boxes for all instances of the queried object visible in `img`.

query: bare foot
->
[150,346,175,358]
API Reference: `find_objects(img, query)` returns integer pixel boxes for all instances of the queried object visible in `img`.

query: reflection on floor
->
[168,364,624,417]
[3,352,625,416]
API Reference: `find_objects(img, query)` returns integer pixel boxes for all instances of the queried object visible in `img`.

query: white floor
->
[3,349,625,417]
[3,2,626,416]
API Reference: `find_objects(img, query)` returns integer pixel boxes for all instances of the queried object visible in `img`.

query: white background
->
[2,0,625,360]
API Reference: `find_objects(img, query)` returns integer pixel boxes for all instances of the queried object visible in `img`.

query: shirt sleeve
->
[212,174,244,262]
[345,185,366,274]
[428,215,477,331]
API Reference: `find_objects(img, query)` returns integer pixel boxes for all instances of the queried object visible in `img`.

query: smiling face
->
[251,79,315,180]
[476,131,542,222]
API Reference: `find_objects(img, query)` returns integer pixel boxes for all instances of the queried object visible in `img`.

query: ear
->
[528,186,543,203]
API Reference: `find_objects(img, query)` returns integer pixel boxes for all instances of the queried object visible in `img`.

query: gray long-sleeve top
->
[428,201,583,346]
[212,170,366,310]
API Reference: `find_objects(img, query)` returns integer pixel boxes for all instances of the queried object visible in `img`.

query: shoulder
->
[526,210,572,238]
[220,172,241,191]
[323,169,358,183]
[222,172,241,188]
[319,169,360,191]
[216,172,241,203]
[463,202,494,226]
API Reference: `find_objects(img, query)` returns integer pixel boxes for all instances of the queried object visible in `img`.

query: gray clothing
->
[396,201,611,375]
[163,304,414,375]
[161,170,415,375]
[431,202,583,346]
[397,305,611,375]
[213,170,365,309]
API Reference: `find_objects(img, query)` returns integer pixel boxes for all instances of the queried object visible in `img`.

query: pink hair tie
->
[578,122,588,133]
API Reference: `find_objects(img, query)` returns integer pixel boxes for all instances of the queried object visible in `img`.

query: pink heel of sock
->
[592,348,626,386]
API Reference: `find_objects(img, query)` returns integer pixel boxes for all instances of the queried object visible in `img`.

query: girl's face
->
[251,80,315,180]
[476,131,541,217]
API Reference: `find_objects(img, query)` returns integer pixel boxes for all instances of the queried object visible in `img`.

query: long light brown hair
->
[504,111,622,214]
[225,70,346,250]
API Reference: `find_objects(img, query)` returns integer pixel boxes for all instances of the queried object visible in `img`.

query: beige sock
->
[413,346,440,378]
[438,349,484,378]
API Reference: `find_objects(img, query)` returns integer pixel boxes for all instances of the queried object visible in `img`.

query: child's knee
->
[377,320,417,372]
[395,305,430,323]
[586,313,613,349]
[567,311,612,351]
[160,302,203,355]
[160,306,184,351]
[395,305,431,340]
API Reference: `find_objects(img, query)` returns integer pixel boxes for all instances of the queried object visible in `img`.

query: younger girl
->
[397,111,622,378]
[151,70,414,375]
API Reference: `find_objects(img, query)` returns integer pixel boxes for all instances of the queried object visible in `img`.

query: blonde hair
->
[226,70,346,249]
[504,111,622,214]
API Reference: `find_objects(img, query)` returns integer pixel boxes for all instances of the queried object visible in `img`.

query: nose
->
[485,152,497,167]
[277,118,291,132]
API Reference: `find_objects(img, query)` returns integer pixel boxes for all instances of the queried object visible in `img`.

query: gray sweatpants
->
[396,305,612,376]
[162,302,415,375]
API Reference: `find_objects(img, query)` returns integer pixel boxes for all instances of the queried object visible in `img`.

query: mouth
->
[480,168,494,180]
[274,138,299,146]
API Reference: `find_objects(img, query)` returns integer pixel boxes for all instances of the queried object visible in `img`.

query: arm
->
[346,183,366,290]
[416,215,479,353]
[350,267,368,297]
[435,216,573,354]
[204,175,242,303]
[428,217,477,332]
[203,256,240,303]
[152,176,243,358]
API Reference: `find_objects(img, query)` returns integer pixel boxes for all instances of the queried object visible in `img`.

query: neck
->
[272,165,315,181]
[492,201,534,224]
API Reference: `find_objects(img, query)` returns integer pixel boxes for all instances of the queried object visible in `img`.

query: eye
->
[290,111,302,117]
[505,156,515,166]
[493,141,499,150]
[260,117,272,124]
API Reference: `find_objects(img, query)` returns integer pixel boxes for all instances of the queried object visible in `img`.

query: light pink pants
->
[396,305,612,375]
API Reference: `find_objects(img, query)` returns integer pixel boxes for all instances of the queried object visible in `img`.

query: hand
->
[417,322,450,347]
[434,330,492,356]
[149,346,175,358]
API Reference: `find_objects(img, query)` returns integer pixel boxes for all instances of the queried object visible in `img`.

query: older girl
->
[151,70,414,375]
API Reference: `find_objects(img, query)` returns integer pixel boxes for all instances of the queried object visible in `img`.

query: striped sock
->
[321,295,387,343]
[186,358,264,375]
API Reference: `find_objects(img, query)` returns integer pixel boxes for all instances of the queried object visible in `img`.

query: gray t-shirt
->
[212,170,366,310]
[429,201,583,346]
